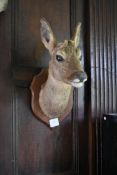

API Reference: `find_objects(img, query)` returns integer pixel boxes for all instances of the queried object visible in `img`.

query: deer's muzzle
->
[70,71,87,88]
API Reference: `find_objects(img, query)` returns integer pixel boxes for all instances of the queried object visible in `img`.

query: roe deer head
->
[30,18,87,127]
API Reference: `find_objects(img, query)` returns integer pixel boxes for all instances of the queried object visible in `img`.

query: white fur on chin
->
[71,82,84,88]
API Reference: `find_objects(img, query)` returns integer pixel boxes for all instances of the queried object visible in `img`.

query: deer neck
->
[39,70,72,119]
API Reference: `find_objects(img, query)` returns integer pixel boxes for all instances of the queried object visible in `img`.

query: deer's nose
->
[74,71,87,83]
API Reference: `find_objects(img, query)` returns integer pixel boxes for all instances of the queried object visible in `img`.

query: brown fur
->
[31,18,87,123]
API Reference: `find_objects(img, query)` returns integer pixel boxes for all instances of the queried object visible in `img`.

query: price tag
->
[49,118,59,128]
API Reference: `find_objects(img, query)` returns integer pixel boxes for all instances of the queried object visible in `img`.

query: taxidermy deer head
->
[0,0,8,12]
[30,18,87,127]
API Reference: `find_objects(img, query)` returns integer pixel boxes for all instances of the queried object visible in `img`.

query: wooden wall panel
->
[12,0,75,175]
[0,3,12,175]
[89,0,117,174]
[13,0,70,68]
[70,0,89,175]
[16,88,72,175]
[90,0,117,117]
[12,0,89,174]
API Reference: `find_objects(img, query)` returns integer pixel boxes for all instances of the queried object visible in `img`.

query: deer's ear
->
[40,18,56,53]
[73,22,81,48]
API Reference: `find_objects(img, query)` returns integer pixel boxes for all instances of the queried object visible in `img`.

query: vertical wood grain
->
[0,1,12,175]
[90,0,117,174]
[70,0,90,174]
[12,0,74,175]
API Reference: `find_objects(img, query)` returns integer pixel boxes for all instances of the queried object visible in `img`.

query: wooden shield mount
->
[13,66,73,128]
[30,69,73,127]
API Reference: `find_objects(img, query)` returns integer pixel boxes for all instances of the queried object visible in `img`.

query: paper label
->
[49,118,59,128]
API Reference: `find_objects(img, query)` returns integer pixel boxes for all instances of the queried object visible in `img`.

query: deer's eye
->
[56,55,64,62]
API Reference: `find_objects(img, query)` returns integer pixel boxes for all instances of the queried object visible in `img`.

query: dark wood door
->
[0,0,117,175]
[0,0,86,175]
[12,1,73,175]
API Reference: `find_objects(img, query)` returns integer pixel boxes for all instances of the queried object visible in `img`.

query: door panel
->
[12,0,73,174]
[0,6,12,175]
[16,88,72,174]
[1,0,85,174]
[14,0,70,68]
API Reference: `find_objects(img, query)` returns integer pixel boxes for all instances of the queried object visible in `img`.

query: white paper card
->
[49,118,59,128]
